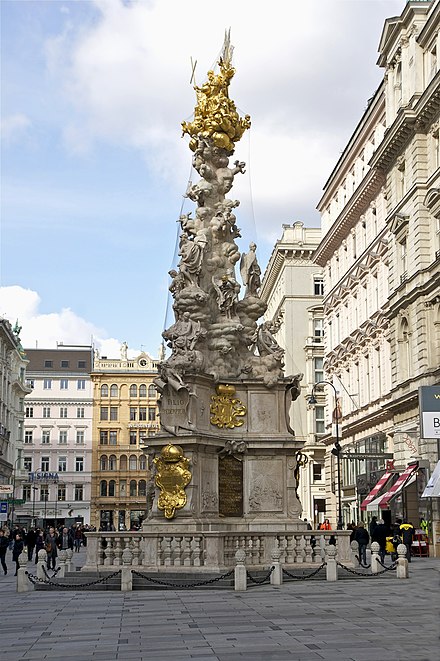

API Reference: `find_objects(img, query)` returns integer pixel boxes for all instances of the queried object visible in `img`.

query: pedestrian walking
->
[34,530,45,563]
[57,527,74,551]
[12,533,24,576]
[354,521,370,565]
[0,529,9,575]
[400,520,415,562]
[26,527,37,561]
[372,518,387,562]
[45,527,58,570]
[74,525,83,552]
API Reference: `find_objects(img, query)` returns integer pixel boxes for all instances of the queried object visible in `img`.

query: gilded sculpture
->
[154,444,192,519]
[210,383,246,429]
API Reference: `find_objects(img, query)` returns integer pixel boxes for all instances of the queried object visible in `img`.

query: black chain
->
[355,555,371,569]
[246,566,275,585]
[132,569,234,588]
[42,566,61,579]
[376,559,398,571]
[282,562,327,580]
[336,561,395,577]
[26,569,121,588]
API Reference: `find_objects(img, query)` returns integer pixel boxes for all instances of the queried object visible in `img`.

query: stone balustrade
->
[83,530,352,572]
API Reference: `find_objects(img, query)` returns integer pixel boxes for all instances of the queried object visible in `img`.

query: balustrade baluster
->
[193,536,202,566]
[173,537,183,566]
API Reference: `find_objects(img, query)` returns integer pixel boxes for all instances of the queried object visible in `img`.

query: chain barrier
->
[282,562,327,581]
[42,566,61,579]
[132,569,234,589]
[246,566,275,586]
[26,569,121,589]
[355,555,371,569]
[336,561,396,577]
[376,559,398,571]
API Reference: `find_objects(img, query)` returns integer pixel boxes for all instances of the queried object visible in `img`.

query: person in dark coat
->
[400,520,415,562]
[57,527,74,551]
[369,516,378,538]
[26,527,37,561]
[12,533,24,576]
[371,518,387,562]
[354,522,370,565]
[45,527,58,570]
[0,529,9,575]
[34,530,45,564]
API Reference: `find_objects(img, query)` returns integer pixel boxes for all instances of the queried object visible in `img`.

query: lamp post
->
[308,380,343,530]
[32,485,37,528]
[10,456,21,527]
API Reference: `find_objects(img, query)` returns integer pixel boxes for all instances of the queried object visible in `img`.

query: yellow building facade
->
[91,351,160,530]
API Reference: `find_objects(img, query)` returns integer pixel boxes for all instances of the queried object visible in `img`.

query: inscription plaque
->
[218,455,243,517]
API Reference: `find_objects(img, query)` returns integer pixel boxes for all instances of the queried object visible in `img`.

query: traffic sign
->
[0,502,8,513]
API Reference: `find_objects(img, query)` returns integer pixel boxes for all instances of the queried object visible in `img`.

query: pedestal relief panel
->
[218,455,243,517]
[248,392,278,433]
[247,458,284,512]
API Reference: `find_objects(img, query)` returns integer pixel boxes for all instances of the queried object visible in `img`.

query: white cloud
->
[1,114,31,143]
[0,285,137,359]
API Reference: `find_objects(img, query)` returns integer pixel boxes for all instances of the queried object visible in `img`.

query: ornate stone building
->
[15,346,93,528]
[314,0,440,536]
[260,222,325,525]
[91,351,160,531]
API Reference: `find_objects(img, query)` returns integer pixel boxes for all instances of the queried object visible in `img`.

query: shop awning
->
[376,462,419,510]
[360,470,394,511]
[421,460,440,498]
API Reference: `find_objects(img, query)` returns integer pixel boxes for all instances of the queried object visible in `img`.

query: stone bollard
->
[58,550,67,577]
[370,541,380,574]
[270,546,283,586]
[234,549,247,591]
[121,548,133,592]
[66,548,74,573]
[36,549,47,581]
[325,544,338,582]
[17,553,32,592]
[350,540,359,567]
[396,543,409,579]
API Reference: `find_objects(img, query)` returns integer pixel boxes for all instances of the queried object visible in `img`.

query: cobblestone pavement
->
[0,548,438,661]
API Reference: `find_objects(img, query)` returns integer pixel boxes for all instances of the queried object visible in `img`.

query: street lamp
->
[10,456,21,527]
[32,486,37,528]
[308,380,343,530]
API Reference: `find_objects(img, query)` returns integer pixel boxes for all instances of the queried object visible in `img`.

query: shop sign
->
[419,385,440,438]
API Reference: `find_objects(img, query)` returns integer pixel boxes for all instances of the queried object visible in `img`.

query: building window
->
[313,463,323,481]
[314,277,324,296]
[148,407,156,422]
[42,430,51,445]
[110,384,118,398]
[60,379,68,390]
[41,456,50,471]
[129,480,137,497]
[120,455,127,470]
[76,430,85,445]
[100,455,108,471]
[100,430,108,445]
[24,430,33,444]
[59,430,67,444]
[27,379,35,389]
[43,379,52,390]
[109,455,117,471]
[77,407,84,418]
[399,236,408,280]
[61,360,69,368]
[74,484,83,501]
[100,480,107,497]
[42,407,51,418]
[139,407,147,421]
[129,384,137,398]
[77,379,86,390]
[130,407,137,421]
[22,484,31,502]
[313,358,324,384]
[129,455,137,470]
[139,455,147,471]
[139,384,147,398]
[44,360,53,368]
[119,479,126,496]
[58,456,67,472]
[57,484,66,501]
[108,480,116,497]
[129,431,137,445]
[109,431,117,446]
[148,384,156,398]
[101,384,109,397]
[138,480,146,496]
[315,406,325,435]
[25,407,33,418]
[75,457,84,472]
[60,407,68,418]
[100,407,108,421]
[313,319,324,342]
[23,457,32,471]
[78,360,86,368]
[40,486,49,502]
[110,407,118,421]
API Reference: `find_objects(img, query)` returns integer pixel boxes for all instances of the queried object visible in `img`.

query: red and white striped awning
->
[360,471,394,511]
[376,461,419,510]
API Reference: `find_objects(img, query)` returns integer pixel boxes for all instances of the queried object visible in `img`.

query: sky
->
[0,0,405,359]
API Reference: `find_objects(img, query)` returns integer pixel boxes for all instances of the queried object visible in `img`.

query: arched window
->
[139,455,147,471]
[148,384,156,398]
[399,317,411,380]
[100,455,108,471]
[110,384,118,398]
[139,384,147,398]
[129,384,137,398]
[138,480,146,497]
[109,455,117,471]
[119,454,127,471]
[109,480,116,497]
[101,384,108,397]
[129,455,137,471]
[100,480,107,497]
[130,480,137,497]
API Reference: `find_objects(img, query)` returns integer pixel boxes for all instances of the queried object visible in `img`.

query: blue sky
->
[1,0,405,358]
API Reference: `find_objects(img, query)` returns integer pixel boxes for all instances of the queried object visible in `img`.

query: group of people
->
[0,522,94,576]
[348,517,416,565]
